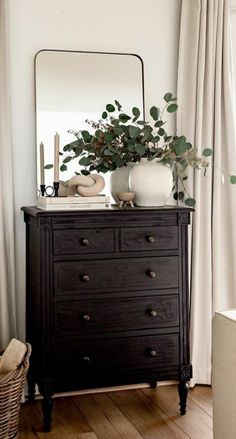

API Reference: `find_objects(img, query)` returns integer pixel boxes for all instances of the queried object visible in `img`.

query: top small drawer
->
[120,226,178,252]
[53,228,114,255]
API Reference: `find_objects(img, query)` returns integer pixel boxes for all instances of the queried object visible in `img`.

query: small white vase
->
[109,163,135,202]
[129,158,173,206]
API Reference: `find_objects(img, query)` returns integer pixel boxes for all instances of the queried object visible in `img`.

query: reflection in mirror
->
[35,50,144,197]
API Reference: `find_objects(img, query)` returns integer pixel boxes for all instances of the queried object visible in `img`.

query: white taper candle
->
[54,132,60,182]
[40,142,45,185]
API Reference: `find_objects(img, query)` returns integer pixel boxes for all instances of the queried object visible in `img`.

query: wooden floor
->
[19,385,213,439]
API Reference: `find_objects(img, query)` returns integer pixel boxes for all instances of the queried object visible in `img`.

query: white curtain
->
[177,0,236,385]
[0,0,16,346]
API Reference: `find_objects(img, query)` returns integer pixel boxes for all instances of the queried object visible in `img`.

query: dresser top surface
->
[22,205,193,218]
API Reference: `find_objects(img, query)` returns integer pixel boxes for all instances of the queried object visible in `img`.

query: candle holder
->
[40,184,46,197]
[53,181,59,197]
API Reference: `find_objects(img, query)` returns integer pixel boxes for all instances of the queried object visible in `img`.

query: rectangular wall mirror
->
[35,50,145,196]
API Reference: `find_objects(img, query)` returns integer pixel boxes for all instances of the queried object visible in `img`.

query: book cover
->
[37,195,110,205]
[37,202,111,211]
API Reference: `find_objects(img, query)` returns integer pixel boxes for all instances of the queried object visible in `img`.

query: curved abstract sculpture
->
[58,174,105,197]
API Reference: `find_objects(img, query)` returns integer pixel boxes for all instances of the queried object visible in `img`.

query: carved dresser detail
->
[22,206,192,431]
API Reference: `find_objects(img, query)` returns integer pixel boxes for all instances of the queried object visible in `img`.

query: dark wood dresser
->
[22,206,192,431]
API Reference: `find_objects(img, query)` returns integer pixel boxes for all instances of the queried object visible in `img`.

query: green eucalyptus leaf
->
[104,132,113,144]
[95,129,103,138]
[129,126,140,139]
[164,92,173,102]
[81,130,92,143]
[150,106,160,121]
[230,175,236,184]
[102,111,108,119]
[119,113,131,123]
[114,100,122,111]
[137,120,146,126]
[142,125,153,143]
[135,143,146,155]
[63,142,77,152]
[81,169,91,176]
[167,103,178,113]
[158,127,165,137]
[175,143,188,155]
[154,120,164,128]
[173,192,178,201]
[106,104,115,112]
[203,148,213,157]
[60,164,67,172]
[111,118,119,127]
[185,197,196,207]
[132,107,140,118]
[127,143,135,152]
[44,164,53,169]
[113,127,124,136]
[178,191,184,201]
[79,156,91,166]
[152,135,160,143]
[63,156,72,163]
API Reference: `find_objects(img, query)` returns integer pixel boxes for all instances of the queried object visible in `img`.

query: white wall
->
[7,0,181,339]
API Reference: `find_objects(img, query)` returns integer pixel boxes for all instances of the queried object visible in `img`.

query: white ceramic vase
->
[129,158,173,206]
[109,163,135,202]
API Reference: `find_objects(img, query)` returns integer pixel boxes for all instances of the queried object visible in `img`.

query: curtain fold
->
[177,0,236,385]
[0,0,16,346]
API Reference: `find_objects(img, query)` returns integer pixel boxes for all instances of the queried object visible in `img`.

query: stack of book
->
[37,195,111,210]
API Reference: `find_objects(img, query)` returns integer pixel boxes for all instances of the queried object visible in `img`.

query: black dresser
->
[22,206,192,431]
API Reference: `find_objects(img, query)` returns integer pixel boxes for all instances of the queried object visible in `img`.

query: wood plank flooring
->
[19,385,213,439]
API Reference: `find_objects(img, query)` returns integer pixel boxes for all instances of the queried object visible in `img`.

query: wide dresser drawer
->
[54,256,179,295]
[52,333,179,382]
[53,294,179,336]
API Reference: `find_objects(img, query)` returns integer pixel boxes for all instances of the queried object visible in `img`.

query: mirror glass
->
[35,50,144,197]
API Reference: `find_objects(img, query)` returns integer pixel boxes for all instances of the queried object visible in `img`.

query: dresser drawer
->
[53,228,114,255]
[53,294,179,336]
[120,226,178,252]
[54,256,179,295]
[52,333,179,378]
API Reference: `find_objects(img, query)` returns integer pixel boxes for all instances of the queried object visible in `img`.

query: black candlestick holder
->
[53,181,59,197]
[40,184,46,196]
[39,182,59,197]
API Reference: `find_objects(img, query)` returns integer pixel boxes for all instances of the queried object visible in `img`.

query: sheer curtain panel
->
[0,0,16,346]
[177,0,236,385]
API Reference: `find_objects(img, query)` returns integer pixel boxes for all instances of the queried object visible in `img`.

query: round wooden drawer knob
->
[83,356,90,362]
[147,236,156,243]
[149,350,157,358]
[150,310,157,317]
[149,271,157,278]
[82,274,90,282]
[82,314,91,321]
[81,238,90,246]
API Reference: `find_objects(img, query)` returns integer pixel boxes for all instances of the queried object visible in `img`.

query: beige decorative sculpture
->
[58,174,105,197]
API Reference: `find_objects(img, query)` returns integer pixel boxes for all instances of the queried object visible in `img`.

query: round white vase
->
[129,158,173,206]
[109,163,135,202]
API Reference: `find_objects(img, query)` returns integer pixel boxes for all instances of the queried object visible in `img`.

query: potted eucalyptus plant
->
[55,92,213,207]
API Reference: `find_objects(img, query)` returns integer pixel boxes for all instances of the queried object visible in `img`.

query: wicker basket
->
[0,343,31,439]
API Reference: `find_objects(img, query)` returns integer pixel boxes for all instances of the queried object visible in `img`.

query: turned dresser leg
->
[178,364,192,415]
[39,380,54,432]
[178,381,189,415]
[42,394,53,431]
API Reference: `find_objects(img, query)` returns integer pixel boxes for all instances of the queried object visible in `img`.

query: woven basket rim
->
[0,343,31,385]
